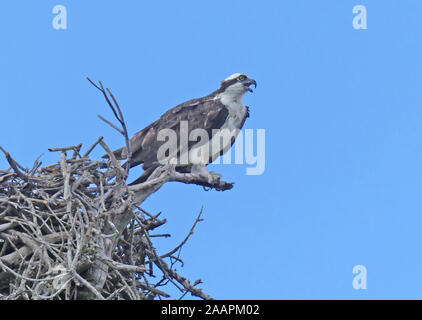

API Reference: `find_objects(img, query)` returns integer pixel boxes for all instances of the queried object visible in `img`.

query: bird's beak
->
[243,79,257,93]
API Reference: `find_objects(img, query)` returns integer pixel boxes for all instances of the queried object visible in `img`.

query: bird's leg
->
[191,164,221,184]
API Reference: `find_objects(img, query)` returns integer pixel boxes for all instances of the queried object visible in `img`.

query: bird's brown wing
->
[107,97,229,170]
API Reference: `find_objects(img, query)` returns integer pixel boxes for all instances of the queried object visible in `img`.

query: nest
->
[0,142,212,300]
[0,79,231,300]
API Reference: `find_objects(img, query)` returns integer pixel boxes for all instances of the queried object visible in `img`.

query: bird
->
[104,73,257,185]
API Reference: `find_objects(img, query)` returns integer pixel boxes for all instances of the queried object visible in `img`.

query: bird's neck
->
[217,89,245,106]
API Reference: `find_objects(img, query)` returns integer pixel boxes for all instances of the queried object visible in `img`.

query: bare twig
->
[161,207,204,258]
[87,78,132,177]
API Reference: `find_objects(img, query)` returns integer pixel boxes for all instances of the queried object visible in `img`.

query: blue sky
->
[1,0,422,299]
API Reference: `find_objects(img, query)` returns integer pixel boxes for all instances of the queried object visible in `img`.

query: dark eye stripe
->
[218,75,247,93]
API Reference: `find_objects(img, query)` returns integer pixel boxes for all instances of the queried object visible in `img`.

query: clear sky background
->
[1,0,422,299]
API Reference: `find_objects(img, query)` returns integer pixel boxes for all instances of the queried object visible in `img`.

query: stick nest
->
[0,79,234,300]
[0,142,213,300]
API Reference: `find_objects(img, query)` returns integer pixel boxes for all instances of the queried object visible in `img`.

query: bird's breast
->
[224,101,247,130]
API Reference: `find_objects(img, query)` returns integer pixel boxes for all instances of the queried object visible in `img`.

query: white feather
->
[188,82,248,165]
[180,73,251,165]
[223,73,243,82]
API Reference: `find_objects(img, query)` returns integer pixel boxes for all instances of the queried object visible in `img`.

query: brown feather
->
[109,93,231,171]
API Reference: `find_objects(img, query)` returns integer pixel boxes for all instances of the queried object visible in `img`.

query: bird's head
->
[218,73,257,98]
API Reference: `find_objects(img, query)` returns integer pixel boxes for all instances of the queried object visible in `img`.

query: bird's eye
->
[238,75,246,81]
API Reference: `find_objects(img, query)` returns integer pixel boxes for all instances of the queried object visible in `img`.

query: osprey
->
[106,73,257,184]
